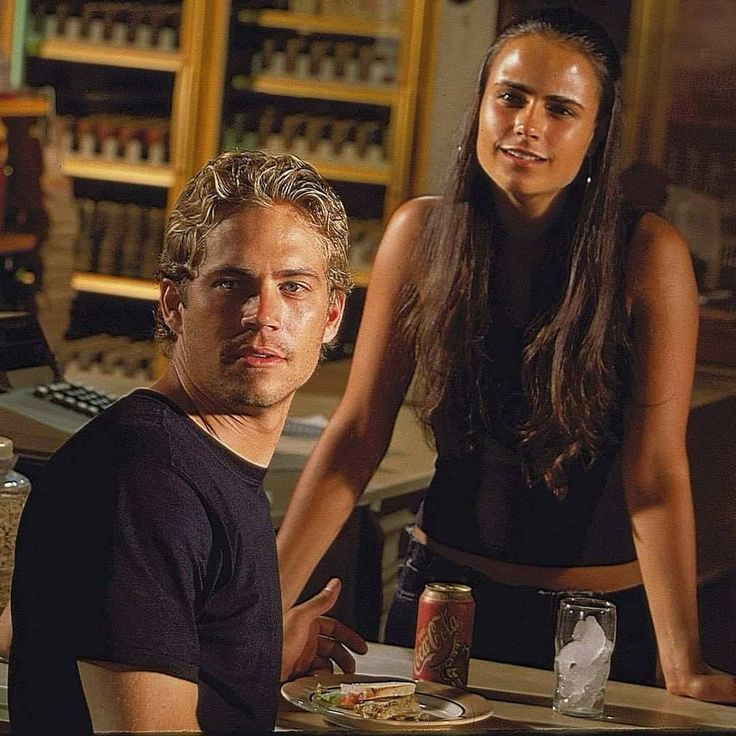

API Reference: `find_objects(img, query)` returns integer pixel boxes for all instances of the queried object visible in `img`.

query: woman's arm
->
[623,213,736,703]
[277,197,435,611]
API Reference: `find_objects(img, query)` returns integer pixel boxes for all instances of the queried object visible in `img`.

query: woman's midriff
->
[413,525,643,592]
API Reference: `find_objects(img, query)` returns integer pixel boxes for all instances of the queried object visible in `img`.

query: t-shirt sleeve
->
[76,462,212,683]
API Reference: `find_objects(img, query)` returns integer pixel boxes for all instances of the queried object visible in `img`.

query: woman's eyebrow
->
[495,80,585,109]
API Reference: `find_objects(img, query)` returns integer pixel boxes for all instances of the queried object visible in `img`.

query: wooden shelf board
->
[318,161,389,185]
[242,9,401,38]
[668,113,736,133]
[260,148,389,184]
[72,272,159,301]
[34,39,182,72]
[61,157,175,187]
[0,232,36,253]
[0,95,51,117]
[352,268,370,288]
[701,306,736,324]
[249,75,396,106]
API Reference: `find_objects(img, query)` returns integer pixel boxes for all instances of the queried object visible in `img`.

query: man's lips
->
[224,345,287,365]
[499,146,547,162]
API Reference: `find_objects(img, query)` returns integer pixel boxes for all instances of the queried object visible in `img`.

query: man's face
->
[163,204,344,414]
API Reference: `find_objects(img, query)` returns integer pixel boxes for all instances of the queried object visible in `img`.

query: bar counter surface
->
[0,646,734,732]
[277,642,736,731]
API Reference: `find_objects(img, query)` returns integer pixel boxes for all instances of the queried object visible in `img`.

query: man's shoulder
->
[46,390,191,475]
[43,389,264,501]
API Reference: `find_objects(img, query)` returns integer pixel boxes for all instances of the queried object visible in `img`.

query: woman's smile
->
[477,35,600,215]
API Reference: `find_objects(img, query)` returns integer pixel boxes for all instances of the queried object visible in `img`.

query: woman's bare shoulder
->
[388,195,440,231]
[372,196,440,271]
[627,212,696,303]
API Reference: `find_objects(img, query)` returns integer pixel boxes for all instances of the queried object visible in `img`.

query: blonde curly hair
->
[154,150,352,356]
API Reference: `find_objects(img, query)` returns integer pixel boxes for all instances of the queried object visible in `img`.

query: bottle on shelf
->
[0,50,11,94]
[0,437,31,609]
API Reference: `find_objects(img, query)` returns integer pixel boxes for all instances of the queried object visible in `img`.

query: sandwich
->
[337,680,424,720]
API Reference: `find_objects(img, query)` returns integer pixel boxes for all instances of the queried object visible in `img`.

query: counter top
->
[278,642,736,731]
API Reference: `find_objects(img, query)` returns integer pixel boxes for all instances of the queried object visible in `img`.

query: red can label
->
[413,583,475,688]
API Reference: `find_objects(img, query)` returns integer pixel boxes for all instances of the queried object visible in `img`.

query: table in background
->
[278,642,736,731]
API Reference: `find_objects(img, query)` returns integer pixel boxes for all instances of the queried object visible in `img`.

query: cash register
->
[0,311,118,459]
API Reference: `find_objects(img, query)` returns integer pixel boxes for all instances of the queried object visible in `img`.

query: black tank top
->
[418,209,644,567]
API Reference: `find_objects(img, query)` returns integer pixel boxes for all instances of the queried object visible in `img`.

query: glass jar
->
[0,437,31,609]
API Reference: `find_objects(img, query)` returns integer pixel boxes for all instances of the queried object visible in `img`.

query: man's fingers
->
[297,578,342,618]
[307,656,334,674]
[316,638,357,674]
[318,617,368,655]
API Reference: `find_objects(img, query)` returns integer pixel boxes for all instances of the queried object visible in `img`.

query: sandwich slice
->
[337,680,423,720]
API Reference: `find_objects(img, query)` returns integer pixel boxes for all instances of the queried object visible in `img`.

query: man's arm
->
[70,464,211,729]
[78,661,200,732]
[0,603,11,659]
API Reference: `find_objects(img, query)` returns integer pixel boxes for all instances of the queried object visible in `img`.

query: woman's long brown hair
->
[400,9,629,498]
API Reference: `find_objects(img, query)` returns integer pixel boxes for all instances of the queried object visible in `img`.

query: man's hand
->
[281,578,368,681]
[0,603,12,659]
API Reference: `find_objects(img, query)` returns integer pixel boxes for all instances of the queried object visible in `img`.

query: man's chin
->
[226,386,294,412]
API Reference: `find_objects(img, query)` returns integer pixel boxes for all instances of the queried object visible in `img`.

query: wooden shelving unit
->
[14,0,209,302]
[198,1,432,286]
[8,1,434,307]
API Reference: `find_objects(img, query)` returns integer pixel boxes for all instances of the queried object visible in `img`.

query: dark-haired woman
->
[277,9,736,702]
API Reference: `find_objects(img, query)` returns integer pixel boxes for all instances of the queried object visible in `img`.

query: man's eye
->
[281,281,307,294]
[215,279,238,290]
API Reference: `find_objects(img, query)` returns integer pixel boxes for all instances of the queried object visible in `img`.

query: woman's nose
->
[515,103,542,138]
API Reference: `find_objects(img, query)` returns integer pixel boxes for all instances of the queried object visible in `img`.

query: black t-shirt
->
[9,389,282,734]
[419,208,645,567]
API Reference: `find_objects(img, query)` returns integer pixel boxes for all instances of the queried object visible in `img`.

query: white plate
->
[281,673,494,731]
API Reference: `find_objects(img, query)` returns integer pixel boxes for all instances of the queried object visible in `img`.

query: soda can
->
[413,582,475,688]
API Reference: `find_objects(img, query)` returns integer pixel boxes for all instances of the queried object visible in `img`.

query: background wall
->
[415,0,498,194]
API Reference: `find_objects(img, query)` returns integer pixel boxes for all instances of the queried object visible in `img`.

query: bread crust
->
[339,681,416,701]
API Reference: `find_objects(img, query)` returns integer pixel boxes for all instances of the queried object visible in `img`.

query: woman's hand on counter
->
[666,665,736,704]
[281,577,368,682]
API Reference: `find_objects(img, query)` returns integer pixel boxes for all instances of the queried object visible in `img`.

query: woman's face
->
[476,34,602,217]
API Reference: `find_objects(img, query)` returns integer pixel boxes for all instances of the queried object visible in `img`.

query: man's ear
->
[322,292,346,345]
[159,279,185,335]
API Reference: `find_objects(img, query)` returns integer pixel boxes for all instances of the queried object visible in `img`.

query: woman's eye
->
[498,91,524,107]
[549,104,574,118]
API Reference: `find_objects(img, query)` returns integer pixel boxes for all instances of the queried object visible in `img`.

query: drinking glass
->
[552,596,617,718]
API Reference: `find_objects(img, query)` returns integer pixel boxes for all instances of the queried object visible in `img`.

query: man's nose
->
[241,289,282,330]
